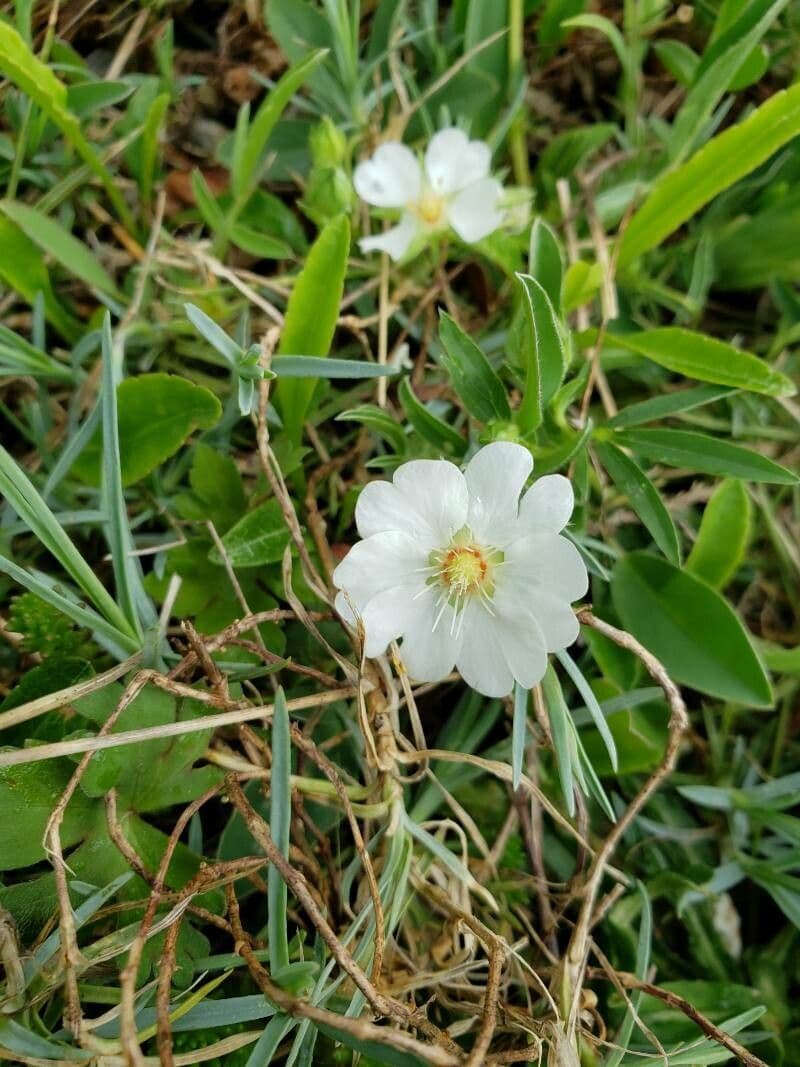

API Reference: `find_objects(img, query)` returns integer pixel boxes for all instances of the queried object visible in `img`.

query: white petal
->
[359,586,423,658]
[456,605,514,698]
[493,610,548,690]
[447,178,504,243]
[332,531,426,610]
[359,214,419,261]
[519,474,574,533]
[355,480,437,546]
[353,143,421,207]
[505,533,589,603]
[495,583,579,654]
[392,459,469,542]
[399,591,462,682]
[424,128,491,195]
[464,442,532,542]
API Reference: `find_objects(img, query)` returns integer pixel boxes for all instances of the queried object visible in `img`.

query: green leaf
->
[511,683,528,791]
[653,39,699,86]
[398,378,466,458]
[0,760,96,871]
[73,374,222,486]
[210,500,291,568]
[275,214,350,442]
[438,311,510,424]
[715,187,800,289]
[236,49,328,205]
[99,315,149,638]
[0,444,136,642]
[580,699,669,776]
[619,82,800,265]
[268,688,291,972]
[606,384,735,430]
[74,683,220,811]
[274,356,395,379]
[0,200,123,299]
[686,479,752,589]
[0,217,81,340]
[614,428,798,484]
[529,217,564,312]
[611,552,773,706]
[314,1022,430,1067]
[541,666,575,816]
[337,404,408,455]
[603,328,795,398]
[0,321,73,381]
[0,22,133,230]
[515,273,567,433]
[181,443,247,535]
[595,441,681,565]
[668,0,789,163]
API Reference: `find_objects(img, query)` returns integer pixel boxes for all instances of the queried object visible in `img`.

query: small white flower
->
[353,127,504,261]
[333,442,588,698]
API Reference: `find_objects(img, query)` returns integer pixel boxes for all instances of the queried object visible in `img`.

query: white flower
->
[333,442,588,698]
[353,127,504,261]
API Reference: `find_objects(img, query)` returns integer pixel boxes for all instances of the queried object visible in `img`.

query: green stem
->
[507,0,531,187]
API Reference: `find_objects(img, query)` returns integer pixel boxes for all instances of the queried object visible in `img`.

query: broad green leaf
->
[438,311,510,424]
[0,217,80,340]
[686,479,751,589]
[275,214,350,442]
[268,688,291,972]
[595,441,681,565]
[74,683,220,811]
[398,378,466,458]
[0,201,122,300]
[66,79,134,118]
[614,428,798,484]
[73,374,222,486]
[0,760,96,870]
[180,443,247,534]
[580,699,669,776]
[210,500,290,568]
[668,0,789,163]
[515,273,566,432]
[619,82,800,265]
[337,404,408,455]
[653,39,699,86]
[529,217,564,312]
[607,384,735,430]
[0,22,132,229]
[715,188,800,289]
[603,328,795,398]
[611,552,773,707]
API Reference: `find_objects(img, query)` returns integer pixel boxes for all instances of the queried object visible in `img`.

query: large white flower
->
[353,127,504,261]
[333,442,588,698]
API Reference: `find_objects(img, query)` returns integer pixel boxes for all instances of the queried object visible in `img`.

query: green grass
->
[0,2,799,1065]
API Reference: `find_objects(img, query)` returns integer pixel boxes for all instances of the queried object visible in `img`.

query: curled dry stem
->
[557,608,689,1046]
[225,775,462,1058]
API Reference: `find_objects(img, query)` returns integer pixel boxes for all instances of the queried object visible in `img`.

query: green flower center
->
[429,528,503,609]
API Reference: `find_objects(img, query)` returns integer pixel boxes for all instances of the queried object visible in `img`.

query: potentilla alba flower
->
[353,127,504,261]
[333,442,588,698]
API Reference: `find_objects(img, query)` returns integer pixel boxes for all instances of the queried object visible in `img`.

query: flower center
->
[429,529,503,611]
[415,190,446,226]
[440,544,487,594]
